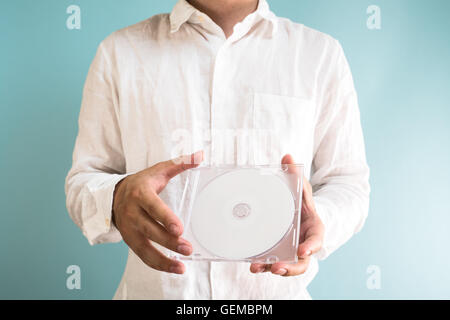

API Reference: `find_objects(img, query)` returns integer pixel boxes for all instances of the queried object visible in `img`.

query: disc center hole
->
[232,203,251,219]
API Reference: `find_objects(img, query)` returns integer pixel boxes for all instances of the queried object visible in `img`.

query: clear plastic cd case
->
[173,164,304,263]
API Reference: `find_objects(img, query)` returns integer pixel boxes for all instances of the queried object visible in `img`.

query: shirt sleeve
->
[311,39,371,260]
[65,40,130,245]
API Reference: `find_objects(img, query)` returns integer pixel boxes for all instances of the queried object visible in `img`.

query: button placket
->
[208,40,231,298]
[209,42,230,166]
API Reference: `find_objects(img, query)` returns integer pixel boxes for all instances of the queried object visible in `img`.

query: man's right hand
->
[112,151,204,274]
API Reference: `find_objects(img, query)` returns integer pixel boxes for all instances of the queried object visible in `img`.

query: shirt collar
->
[169,0,278,36]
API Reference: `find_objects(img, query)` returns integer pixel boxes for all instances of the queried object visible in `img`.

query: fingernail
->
[192,150,204,164]
[305,250,312,256]
[169,224,180,235]
[177,244,191,255]
[274,268,287,276]
[169,264,184,274]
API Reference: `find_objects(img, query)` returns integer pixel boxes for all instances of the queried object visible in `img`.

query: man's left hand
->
[250,154,324,276]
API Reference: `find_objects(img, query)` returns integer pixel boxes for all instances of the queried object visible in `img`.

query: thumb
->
[281,154,294,165]
[158,150,204,179]
[281,154,302,176]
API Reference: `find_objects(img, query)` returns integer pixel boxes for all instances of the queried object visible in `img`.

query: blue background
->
[1,0,449,299]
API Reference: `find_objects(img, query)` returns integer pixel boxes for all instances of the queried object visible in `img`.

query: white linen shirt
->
[65,0,370,299]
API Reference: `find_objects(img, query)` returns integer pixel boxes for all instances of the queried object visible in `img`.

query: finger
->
[250,263,266,273]
[281,154,304,198]
[250,263,272,273]
[133,235,186,274]
[139,192,184,236]
[158,150,204,180]
[281,154,311,194]
[281,154,301,174]
[250,263,263,273]
[263,264,272,272]
[281,153,294,165]
[298,231,323,258]
[281,154,298,174]
[134,209,193,256]
[270,257,310,276]
[301,180,315,216]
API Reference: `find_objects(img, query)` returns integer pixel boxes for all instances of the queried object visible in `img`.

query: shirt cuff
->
[83,173,132,245]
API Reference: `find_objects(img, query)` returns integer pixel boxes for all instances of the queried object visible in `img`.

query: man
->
[65,0,370,299]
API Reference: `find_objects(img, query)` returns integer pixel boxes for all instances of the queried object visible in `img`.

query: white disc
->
[190,168,294,259]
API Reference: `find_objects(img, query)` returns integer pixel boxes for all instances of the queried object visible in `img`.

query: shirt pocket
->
[252,93,314,165]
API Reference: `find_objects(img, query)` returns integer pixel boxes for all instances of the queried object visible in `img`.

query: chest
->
[115,38,317,173]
